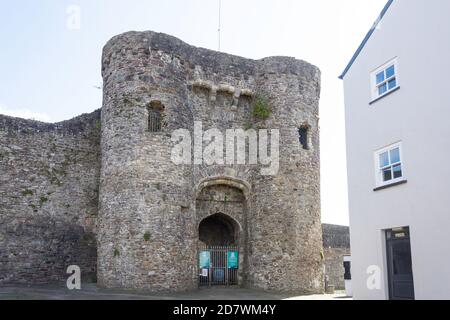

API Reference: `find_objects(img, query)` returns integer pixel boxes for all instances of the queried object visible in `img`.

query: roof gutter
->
[339,0,394,80]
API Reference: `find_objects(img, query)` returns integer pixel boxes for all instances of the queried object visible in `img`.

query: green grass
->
[252,95,271,120]
[21,189,34,196]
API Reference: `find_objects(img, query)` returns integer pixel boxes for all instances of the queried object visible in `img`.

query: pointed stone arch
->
[195,176,250,287]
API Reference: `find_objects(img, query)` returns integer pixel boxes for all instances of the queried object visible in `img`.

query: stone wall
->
[0,111,101,285]
[322,224,350,290]
[98,31,323,293]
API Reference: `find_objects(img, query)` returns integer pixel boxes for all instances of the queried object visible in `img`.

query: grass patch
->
[252,94,271,120]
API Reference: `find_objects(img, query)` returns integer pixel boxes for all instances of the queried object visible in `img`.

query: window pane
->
[386,65,395,78]
[388,78,397,90]
[393,164,403,179]
[390,148,401,163]
[378,83,387,95]
[392,242,413,276]
[380,152,390,168]
[383,168,392,182]
[376,71,385,84]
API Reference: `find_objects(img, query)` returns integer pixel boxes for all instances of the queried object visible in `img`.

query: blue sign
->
[228,251,239,269]
[199,251,211,269]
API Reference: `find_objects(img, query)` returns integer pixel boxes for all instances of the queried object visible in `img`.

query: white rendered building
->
[340,0,450,300]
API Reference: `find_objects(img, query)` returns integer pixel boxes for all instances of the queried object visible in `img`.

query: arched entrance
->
[198,213,240,286]
[199,213,239,246]
[196,179,247,287]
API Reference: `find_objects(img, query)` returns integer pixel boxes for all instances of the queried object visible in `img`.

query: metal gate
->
[198,245,239,286]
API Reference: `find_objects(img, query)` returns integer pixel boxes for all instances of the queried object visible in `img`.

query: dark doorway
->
[386,227,415,300]
[198,213,240,286]
[199,213,238,246]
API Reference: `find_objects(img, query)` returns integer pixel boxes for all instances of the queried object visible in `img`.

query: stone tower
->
[98,31,323,293]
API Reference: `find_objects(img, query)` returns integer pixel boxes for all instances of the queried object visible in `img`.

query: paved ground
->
[0,284,351,300]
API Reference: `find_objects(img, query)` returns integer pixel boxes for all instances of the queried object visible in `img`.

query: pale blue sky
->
[0,0,387,225]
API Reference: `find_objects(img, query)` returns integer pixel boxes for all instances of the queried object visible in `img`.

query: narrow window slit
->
[147,101,164,132]
[299,127,309,150]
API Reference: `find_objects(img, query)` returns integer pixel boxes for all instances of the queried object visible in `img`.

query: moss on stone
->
[244,123,254,130]
[0,150,9,160]
[21,189,34,196]
[39,196,49,206]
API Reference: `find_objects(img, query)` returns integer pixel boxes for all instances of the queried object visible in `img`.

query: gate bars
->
[198,245,239,286]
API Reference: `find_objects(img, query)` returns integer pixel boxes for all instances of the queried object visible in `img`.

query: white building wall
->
[343,0,450,300]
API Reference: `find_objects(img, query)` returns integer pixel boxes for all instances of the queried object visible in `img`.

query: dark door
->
[386,227,415,300]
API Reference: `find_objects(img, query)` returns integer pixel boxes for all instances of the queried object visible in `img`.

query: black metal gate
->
[198,245,239,286]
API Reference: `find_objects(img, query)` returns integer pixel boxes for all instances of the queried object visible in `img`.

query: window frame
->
[374,142,405,188]
[370,58,399,102]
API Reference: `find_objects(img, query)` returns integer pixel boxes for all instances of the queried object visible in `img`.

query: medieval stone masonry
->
[0,31,332,294]
[322,224,350,290]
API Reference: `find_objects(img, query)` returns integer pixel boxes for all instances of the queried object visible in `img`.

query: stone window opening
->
[147,101,164,132]
[299,126,310,150]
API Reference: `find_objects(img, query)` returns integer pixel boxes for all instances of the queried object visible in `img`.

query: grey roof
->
[339,0,394,79]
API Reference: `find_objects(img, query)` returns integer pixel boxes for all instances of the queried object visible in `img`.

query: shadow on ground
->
[0,284,351,300]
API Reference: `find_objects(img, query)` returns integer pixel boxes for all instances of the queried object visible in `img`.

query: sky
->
[0,0,388,226]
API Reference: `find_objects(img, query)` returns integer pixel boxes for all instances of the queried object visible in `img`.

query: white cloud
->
[0,104,51,122]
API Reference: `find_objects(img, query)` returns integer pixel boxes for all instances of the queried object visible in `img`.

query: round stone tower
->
[97,32,197,291]
[98,31,323,293]
[246,58,323,292]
